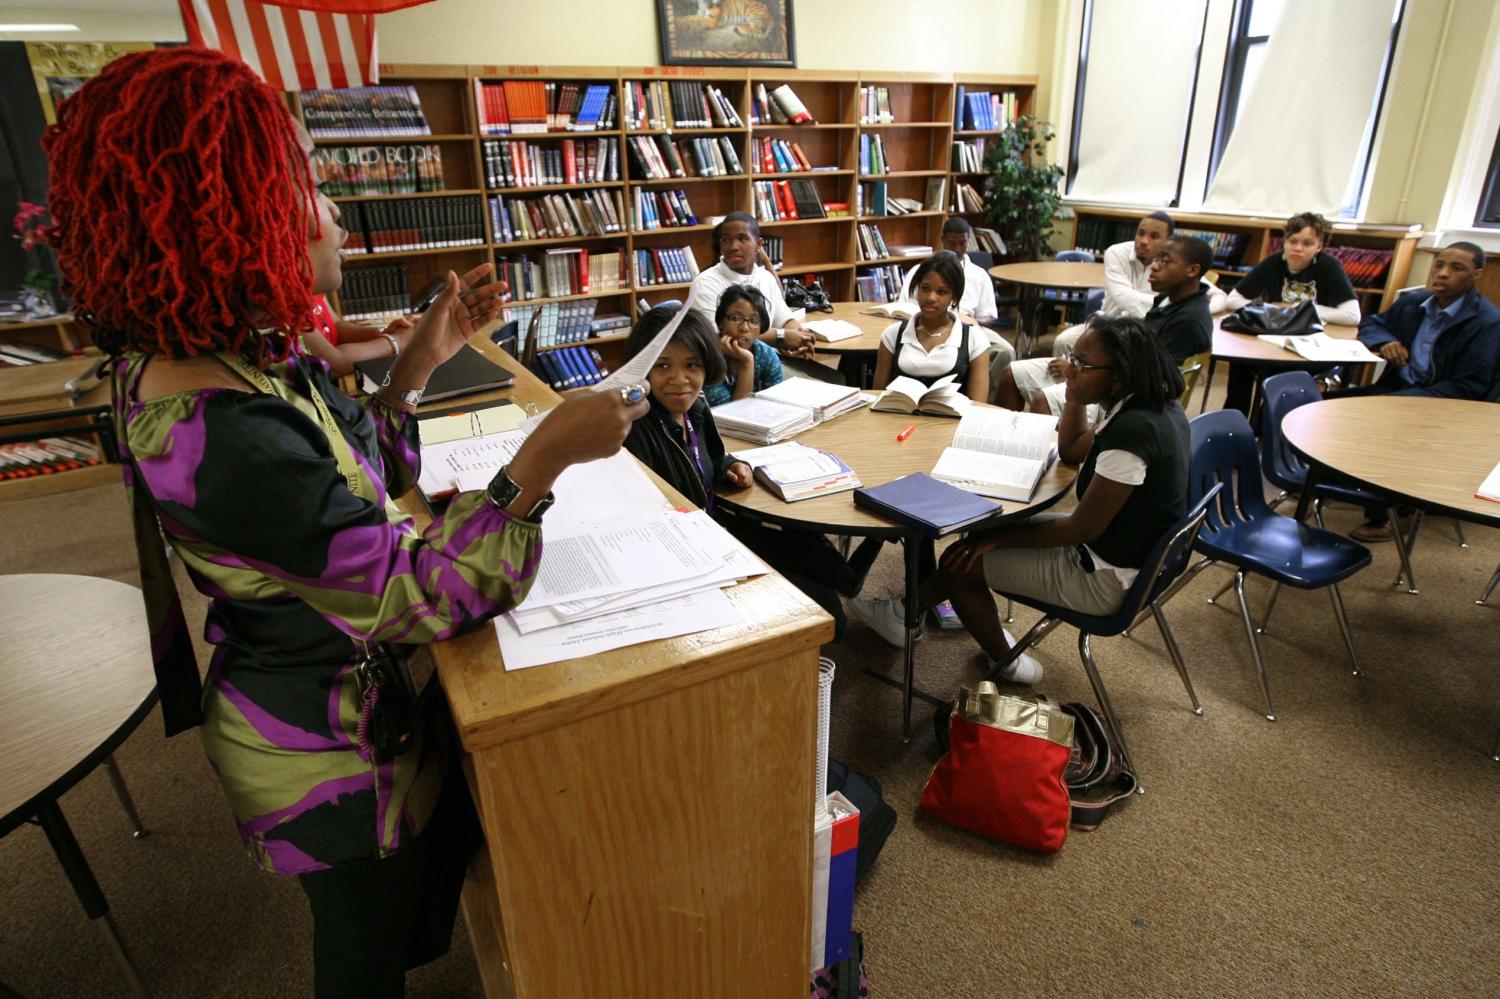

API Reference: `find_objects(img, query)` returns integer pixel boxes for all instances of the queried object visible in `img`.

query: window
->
[1207,0,1283,190]
[1475,125,1500,228]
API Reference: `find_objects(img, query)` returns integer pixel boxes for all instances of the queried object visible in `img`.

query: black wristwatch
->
[486,464,554,521]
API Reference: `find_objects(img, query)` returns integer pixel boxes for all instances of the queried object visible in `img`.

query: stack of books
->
[712,396,817,444]
[730,441,860,503]
[0,435,102,479]
[754,377,865,423]
[475,81,616,134]
[953,87,1017,130]
[756,137,814,173]
[752,83,815,125]
[752,179,826,222]
[858,134,889,175]
[953,182,985,213]
[857,86,894,124]
[951,137,990,172]
[310,145,445,195]
[482,137,618,187]
[856,223,891,261]
[855,265,905,302]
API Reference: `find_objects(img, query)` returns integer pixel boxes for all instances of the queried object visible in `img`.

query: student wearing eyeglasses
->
[705,285,785,405]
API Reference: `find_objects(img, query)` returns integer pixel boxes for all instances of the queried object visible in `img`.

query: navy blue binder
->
[852,472,1002,539]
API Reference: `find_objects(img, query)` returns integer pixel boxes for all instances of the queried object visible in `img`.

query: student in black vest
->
[620,305,859,638]
[889,316,1190,683]
[872,250,991,401]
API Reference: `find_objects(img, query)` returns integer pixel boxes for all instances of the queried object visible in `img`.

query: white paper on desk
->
[524,511,720,607]
[1477,460,1500,503]
[418,430,528,497]
[496,587,743,670]
[454,449,672,530]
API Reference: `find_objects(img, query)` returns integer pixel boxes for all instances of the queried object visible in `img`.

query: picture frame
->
[657,0,797,68]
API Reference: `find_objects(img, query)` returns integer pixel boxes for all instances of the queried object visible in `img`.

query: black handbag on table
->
[1220,298,1324,335]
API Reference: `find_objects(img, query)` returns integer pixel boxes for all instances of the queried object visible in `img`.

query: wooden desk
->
[988,261,1107,357]
[718,404,1076,738]
[806,302,897,356]
[1203,315,1367,415]
[0,574,156,997]
[412,338,834,997]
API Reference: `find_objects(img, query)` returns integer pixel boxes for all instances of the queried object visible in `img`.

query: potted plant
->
[981,116,1064,262]
[11,200,61,318]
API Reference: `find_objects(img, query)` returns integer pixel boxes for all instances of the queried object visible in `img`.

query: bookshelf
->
[287,64,1037,368]
[1067,205,1421,311]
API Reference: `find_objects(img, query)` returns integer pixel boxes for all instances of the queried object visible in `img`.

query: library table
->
[0,573,156,998]
[1205,315,1366,415]
[717,403,1076,739]
[803,302,1005,387]
[988,260,1107,357]
[409,336,834,998]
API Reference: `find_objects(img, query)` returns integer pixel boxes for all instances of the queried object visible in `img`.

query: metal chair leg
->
[102,756,147,839]
[1125,557,1215,636]
[1077,632,1143,792]
[1490,729,1499,763]
[1327,582,1362,677]
[1208,573,1237,606]
[1453,519,1468,549]
[1476,564,1500,606]
[1313,499,1326,531]
[1152,603,1203,716]
[1391,513,1419,594]
[1267,490,1290,512]
[1232,572,1277,721]
[1004,597,1013,623]
[1256,582,1282,634]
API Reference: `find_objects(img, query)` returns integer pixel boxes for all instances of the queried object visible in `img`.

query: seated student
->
[995,235,1215,419]
[687,211,817,359]
[896,217,1014,400]
[1216,211,1361,414]
[621,305,858,638]
[1339,242,1500,540]
[704,286,784,406]
[854,316,1190,682]
[873,250,990,401]
[298,293,415,377]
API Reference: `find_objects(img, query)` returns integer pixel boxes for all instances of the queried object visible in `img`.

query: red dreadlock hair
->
[43,47,318,364]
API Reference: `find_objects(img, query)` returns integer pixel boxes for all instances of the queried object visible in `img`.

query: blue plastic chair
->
[1170,410,1372,721]
[1081,287,1105,321]
[988,483,1222,788]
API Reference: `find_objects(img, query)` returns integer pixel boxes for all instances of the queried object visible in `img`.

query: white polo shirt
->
[687,261,796,329]
[899,255,999,323]
[879,317,989,380]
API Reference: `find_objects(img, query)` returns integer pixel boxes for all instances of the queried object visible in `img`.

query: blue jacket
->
[1357,289,1500,400]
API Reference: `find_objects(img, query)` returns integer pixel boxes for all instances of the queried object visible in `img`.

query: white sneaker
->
[848,596,925,648]
[992,628,1044,684]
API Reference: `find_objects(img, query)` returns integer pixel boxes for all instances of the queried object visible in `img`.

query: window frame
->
[1205,0,1268,200]
[1474,125,1500,228]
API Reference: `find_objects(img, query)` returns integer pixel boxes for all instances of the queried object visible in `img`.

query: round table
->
[1205,315,1368,414]
[988,261,1107,357]
[718,404,1076,737]
[1,574,157,996]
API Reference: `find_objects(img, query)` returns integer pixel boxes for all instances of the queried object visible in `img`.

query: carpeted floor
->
[2,438,1497,997]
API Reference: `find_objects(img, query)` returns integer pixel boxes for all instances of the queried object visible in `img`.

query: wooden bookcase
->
[1067,205,1422,312]
[294,63,1037,369]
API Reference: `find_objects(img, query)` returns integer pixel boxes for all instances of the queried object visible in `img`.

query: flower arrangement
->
[11,200,59,316]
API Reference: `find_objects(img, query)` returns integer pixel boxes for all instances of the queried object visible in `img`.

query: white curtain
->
[1205,0,1398,215]
[1068,0,1206,205]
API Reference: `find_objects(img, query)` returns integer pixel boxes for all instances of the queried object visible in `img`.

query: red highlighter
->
[896,424,915,442]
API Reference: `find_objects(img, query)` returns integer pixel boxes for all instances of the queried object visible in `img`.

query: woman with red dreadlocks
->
[44,47,649,996]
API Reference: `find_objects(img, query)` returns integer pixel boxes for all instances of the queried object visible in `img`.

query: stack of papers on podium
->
[712,396,817,444]
[754,377,866,423]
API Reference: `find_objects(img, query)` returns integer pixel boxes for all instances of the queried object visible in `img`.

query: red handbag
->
[919,684,1076,853]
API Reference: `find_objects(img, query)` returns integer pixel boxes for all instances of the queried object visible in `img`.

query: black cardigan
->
[622,395,739,509]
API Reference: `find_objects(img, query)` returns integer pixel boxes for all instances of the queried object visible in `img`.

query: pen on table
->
[896,424,915,442]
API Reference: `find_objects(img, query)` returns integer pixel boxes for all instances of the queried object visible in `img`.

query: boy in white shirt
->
[687,211,816,358]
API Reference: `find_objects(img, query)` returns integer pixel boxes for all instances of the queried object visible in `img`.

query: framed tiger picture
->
[657,0,797,67]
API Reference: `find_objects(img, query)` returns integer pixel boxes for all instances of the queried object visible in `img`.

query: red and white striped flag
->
[178,0,382,91]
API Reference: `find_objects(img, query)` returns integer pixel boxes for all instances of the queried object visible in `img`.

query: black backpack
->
[825,760,896,885]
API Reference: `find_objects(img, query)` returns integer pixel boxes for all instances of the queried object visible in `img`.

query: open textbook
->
[871,373,970,417]
[731,440,860,502]
[801,318,863,342]
[1257,332,1381,363]
[931,407,1059,502]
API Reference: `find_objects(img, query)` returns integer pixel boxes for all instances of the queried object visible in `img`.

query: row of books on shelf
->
[858,86,895,124]
[965,226,1007,255]
[1176,227,1249,268]
[954,88,1017,131]
[858,134,890,176]
[496,248,626,300]
[1072,218,1138,255]
[952,138,992,173]
[953,181,984,213]
[0,435,103,480]
[858,226,930,262]
[628,134,744,180]
[337,264,410,321]
[633,188,700,229]
[311,145,446,196]
[488,188,627,242]
[634,246,700,287]
[300,86,430,138]
[0,340,65,366]
[534,345,610,389]
[855,264,905,303]
[507,300,631,350]
[1268,239,1393,286]
[342,196,485,254]
[624,80,744,130]
[482,137,619,188]
[752,179,826,222]
[755,137,822,174]
[858,178,945,217]
[475,80,616,135]
[750,83,814,126]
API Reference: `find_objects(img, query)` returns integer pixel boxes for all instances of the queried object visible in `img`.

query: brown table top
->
[409,336,834,752]
[0,574,156,826]
[1281,396,1500,526]
[0,355,109,417]
[800,301,897,355]
[717,403,1076,535]
[988,261,1107,290]
[1211,314,1364,364]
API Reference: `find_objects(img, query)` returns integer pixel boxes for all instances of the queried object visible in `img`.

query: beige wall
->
[0,9,187,43]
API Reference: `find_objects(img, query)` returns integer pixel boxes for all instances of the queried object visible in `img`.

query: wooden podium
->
[412,339,834,997]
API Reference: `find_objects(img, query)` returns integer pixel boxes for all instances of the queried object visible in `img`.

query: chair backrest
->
[1177,350,1210,408]
[1081,287,1105,320]
[489,319,519,356]
[1096,482,1223,634]
[1258,370,1322,493]
[966,250,997,270]
[1055,249,1094,263]
[1189,410,1271,535]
